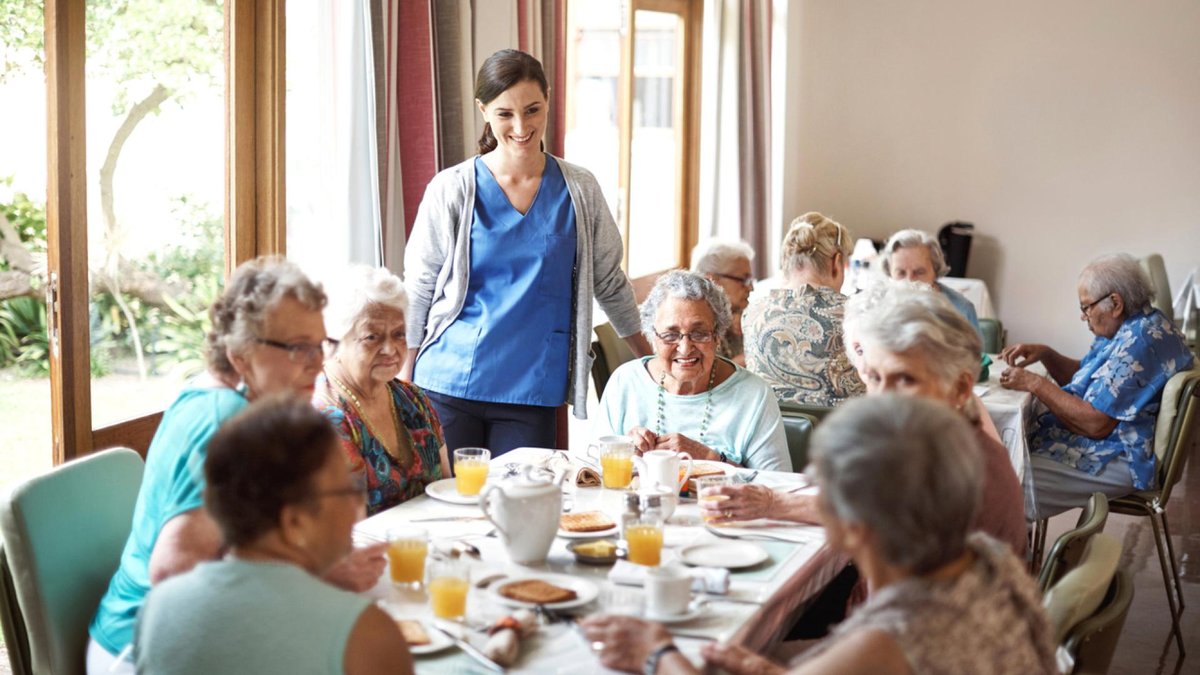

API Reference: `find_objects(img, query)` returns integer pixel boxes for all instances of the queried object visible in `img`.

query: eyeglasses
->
[254,337,331,363]
[1079,293,1113,316]
[307,471,368,503]
[654,330,716,344]
[711,272,755,289]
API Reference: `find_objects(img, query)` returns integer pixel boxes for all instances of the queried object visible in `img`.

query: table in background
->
[940,277,997,320]
[356,448,844,673]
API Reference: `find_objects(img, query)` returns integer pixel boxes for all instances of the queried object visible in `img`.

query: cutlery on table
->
[704,524,817,544]
[409,515,488,523]
[431,621,506,672]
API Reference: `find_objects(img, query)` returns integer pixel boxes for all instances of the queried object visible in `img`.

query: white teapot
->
[633,449,693,494]
[480,466,564,564]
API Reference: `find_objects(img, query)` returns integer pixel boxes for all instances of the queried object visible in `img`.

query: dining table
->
[355,447,847,673]
[975,356,1047,511]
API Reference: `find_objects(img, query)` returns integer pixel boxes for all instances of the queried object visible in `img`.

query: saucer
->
[644,603,706,624]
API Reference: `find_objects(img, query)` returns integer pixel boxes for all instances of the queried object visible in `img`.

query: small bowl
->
[567,538,621,565]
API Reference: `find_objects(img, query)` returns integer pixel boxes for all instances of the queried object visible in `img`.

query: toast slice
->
[560,510,616,533]
[499,579,578,604]
[396,619,431,646]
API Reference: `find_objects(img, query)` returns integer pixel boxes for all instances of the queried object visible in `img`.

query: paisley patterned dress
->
[313,374,446,516]
[743,285,866,406]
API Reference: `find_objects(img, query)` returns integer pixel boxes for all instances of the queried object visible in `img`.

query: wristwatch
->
[644,642,680,675]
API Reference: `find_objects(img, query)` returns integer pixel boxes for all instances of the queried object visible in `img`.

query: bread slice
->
[683,463,728,492]
[396,619,431,646]
[499,579,578,604]
[560,510,616,533]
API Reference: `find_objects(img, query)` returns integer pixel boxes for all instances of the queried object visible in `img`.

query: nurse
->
[404,49,649,456]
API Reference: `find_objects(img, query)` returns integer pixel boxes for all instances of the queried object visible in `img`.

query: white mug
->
[633,449,693,493]
[645,565,691,617]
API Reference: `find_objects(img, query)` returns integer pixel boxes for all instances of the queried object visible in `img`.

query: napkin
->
[539,451,601,487]
[608,559,730,594]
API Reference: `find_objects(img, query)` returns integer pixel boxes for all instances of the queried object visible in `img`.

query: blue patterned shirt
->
[1030,308,1193,489]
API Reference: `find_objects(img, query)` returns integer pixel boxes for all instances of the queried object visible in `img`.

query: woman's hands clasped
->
[626,427,723,462]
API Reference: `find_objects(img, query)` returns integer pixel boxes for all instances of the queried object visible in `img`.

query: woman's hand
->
[699,484,776,523]
[322,542,388,592]
[999,343,1048,368]
[999,366,1040,393]
[626,426,658,454]
[701,643,786,675]
[579,615,675,673]
[654,433,722,462]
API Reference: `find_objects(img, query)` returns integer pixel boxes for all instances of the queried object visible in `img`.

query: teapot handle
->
[479,484,508,541]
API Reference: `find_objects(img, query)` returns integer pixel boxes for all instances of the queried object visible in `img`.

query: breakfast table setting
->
[354,445,846,673]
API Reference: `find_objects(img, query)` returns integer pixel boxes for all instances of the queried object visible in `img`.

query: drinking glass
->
[386,526,428,587]
[696,474,732,524]
[599,447,634,489]
[624,516,664,566]
[453,447,491,496]
[428,557,470,620]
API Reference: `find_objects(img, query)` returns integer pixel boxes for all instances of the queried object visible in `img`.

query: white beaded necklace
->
[653,361,717,440]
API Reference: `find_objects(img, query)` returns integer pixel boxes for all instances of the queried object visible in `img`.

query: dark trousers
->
[424,391,558,460]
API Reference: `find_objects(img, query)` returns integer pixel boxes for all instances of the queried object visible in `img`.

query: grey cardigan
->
[404,155,642,419]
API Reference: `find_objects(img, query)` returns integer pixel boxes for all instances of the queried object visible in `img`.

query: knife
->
[409,515,488,523]
[432,622,505,672]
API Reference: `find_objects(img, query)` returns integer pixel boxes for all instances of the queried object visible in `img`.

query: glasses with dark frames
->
[711,272,755,289]
[1079,293,1114,316]
[253,337,334,363]
[654,330,716,345]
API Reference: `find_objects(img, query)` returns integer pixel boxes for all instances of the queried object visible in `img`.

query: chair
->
[1139,254,1175,324]
[778,401,835,423]
[1043,533,1122,644]
[978,317,1005,354]
[1061,569,1134,675]
[780,410,818,471]
[0,448,145,675]
[590,322,638,398]
[1105,367,1200,654]
[1036,492,1109,592]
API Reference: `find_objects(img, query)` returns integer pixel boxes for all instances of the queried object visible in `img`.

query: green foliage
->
[0,0,44,80]
[0,296,48,375]
[0,176,47,270]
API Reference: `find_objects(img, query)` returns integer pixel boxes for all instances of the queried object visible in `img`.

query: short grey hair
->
[878,229,950,278]
[1078,253,1154,317]
[323,265,408,342]
[809,394,982,574]
[206,257,327,376]
[690,238,755,274]
[781,212,852,274]
[852,282,982,386]
[640,270,732,343]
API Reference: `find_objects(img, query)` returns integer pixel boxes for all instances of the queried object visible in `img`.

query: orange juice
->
[600,453,634,488]
[455,459,490,496]
[387,539,428,584]
[429,576,470,619]
[625,524,663,566]
[700,494,730,523]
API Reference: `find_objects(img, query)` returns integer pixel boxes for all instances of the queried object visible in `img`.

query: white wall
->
[777,0,1200,355]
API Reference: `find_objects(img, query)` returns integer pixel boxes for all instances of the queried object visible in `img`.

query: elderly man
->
[691,238,755,364]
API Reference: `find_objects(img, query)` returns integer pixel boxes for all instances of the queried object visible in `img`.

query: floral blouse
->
[742,285,866,407]
[1030,308,1193,490]
[313,375,446,516]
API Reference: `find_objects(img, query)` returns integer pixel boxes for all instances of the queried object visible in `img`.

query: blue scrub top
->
[414,155,576,406]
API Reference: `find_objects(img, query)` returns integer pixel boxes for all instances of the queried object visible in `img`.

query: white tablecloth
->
[940,277,997,320]
[975,358,1045,510]
[355,448,841,673]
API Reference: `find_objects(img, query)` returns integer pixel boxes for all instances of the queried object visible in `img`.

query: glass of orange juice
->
[696,475,731,524]
[625,517,664,566]
[428,557,470,620]
[453,447,491,496]
[386,526,428,587]
[599,447,634,489]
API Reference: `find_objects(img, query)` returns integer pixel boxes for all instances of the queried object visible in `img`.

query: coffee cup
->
[645,565,691,617]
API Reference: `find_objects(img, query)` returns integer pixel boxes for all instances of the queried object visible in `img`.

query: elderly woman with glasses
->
[583,396,1055,675]
[136,397,415,675]
[691,238,756,364]
[316,266,451,517]
[1000,253,1193,519]
[879,228,981,338]
[595,270,790,470]
[743,212,865,406]
[88,258,386,675]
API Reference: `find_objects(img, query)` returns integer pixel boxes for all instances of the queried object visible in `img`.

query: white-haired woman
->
[317,266,451,516]
[595,270,790,471]
[583,396,1056,675]
[743,212,865,406]
[1001,253,1193,519]
[879,228,981,337]
[691,238,756,363]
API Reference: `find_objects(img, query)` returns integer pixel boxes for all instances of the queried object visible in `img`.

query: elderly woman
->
[136,397,414,675]
[88,258,386,675]
[583,396,1056,675]
[743,212,865,406]
[316,266,450,516]
[1001,253,1193,519]
[595,270,790,471]
[879,228,981,337]
[704,284,1025,558]
[691,238,755,364]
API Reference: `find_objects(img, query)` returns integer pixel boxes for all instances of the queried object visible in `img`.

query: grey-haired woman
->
[594,270,790,471]
[879,228,980,337]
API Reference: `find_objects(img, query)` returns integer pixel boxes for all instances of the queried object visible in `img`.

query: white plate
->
[678,541,769,569]
[686,460,737,480]
[557,524,619,539]
[489,574,600,610]
[406,619,454,655]
[644,603,707,624]
[424,478,479,505]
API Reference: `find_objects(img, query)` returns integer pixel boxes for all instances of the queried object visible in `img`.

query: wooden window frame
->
[44,0,286,461]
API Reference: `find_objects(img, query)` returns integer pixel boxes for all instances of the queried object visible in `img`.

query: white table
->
[940,277,997,320]
[976,358,1045,510]
[355,448,844,673]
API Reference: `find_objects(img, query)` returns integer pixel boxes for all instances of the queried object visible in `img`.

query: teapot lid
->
[503,465,561,495]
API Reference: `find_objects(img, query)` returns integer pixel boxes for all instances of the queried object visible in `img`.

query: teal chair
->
[780,410,818,471]
[0,448,145,675]
[778,401,835,423]
[979,318,1005,354]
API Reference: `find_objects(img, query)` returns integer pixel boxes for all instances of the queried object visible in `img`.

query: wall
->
[778,0,1200,354]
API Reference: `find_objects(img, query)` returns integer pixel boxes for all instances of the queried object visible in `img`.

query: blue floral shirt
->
[1030,308,1193,490]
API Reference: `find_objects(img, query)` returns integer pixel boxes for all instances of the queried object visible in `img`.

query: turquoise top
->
[937,281,981,340]
[414,155,576,405]
[134,559,372,674]
[595,357,792,471]
[89,383,248,656]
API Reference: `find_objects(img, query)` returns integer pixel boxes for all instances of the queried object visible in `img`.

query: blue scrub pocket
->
[537,331,572,403]
[538,234,577,299]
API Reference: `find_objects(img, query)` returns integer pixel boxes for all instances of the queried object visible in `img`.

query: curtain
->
[699,0,772,278]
